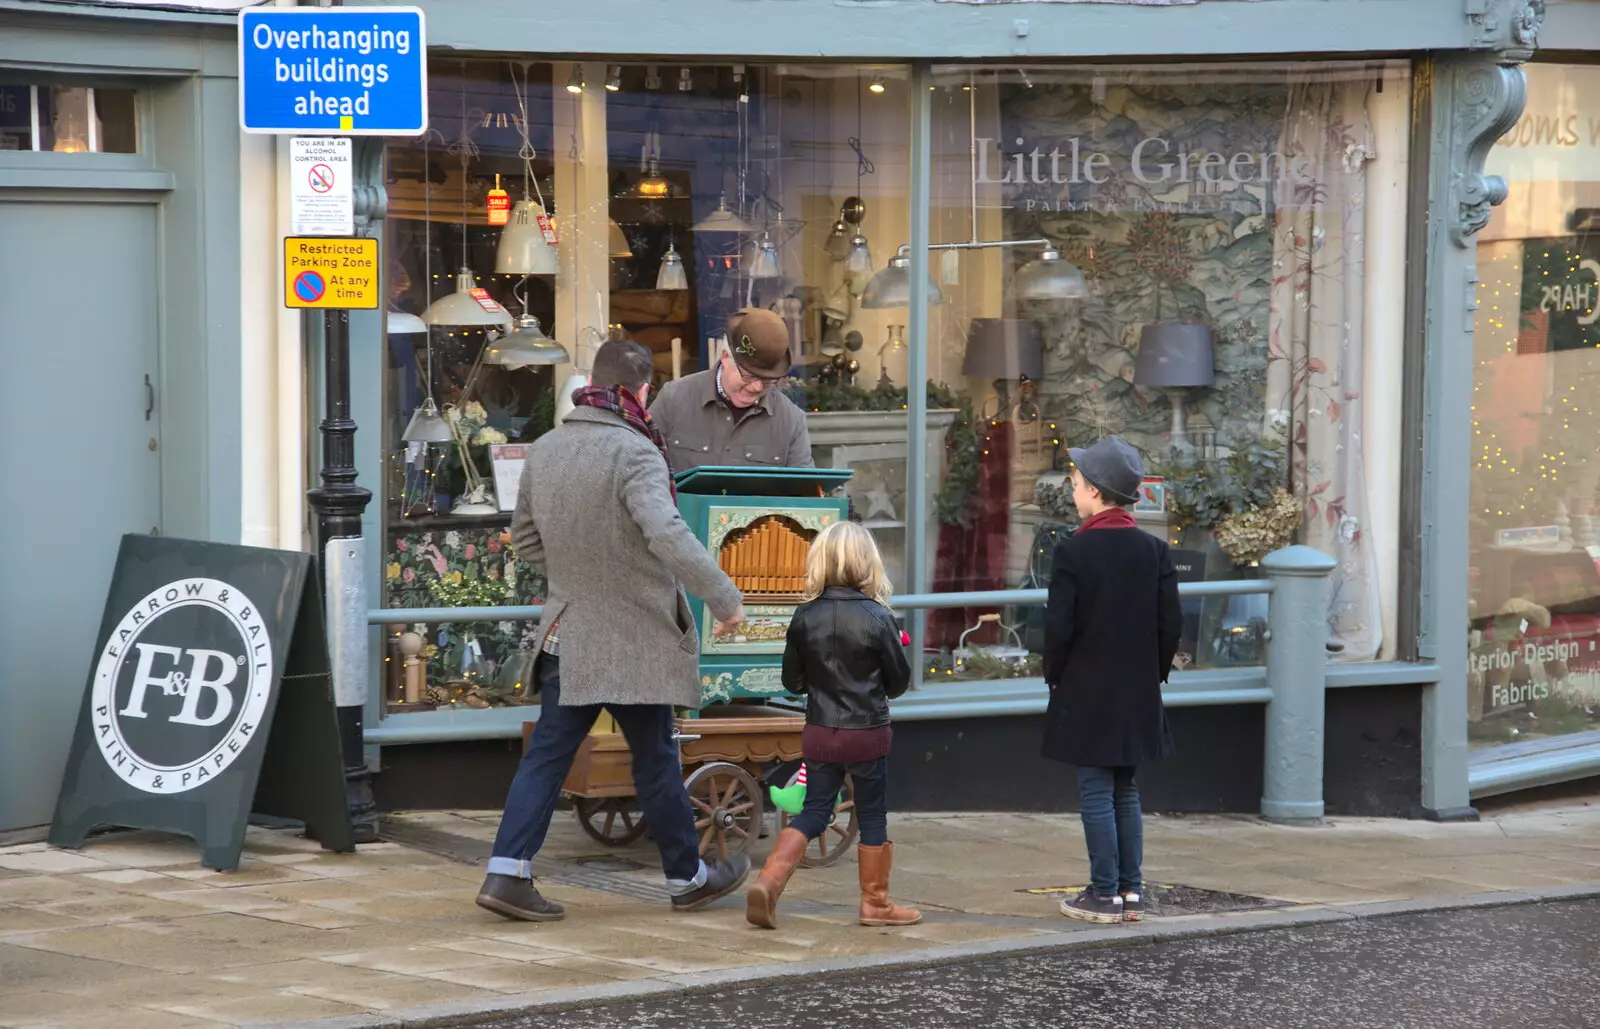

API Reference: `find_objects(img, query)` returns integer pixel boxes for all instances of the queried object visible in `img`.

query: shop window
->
[380,59,910,712]
[916,62,1408,681]
[0,84,138,153]
[1468,62,1600,747]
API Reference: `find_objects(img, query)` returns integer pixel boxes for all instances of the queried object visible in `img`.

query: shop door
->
[0,200,162,831]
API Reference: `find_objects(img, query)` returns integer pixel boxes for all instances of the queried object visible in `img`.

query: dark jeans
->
[1076,765,1142,897]
[489,657,701,884]
[790,757,888,847]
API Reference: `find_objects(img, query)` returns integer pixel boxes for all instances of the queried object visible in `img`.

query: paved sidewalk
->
[3,800,1599,1028]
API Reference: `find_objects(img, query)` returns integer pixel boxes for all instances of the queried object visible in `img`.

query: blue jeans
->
[789,757,889,847]
[488,657,704,888]
[1076,765,1142,898]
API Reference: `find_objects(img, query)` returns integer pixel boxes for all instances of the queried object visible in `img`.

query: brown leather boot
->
[857,842,921,926]
[746,827,808,929]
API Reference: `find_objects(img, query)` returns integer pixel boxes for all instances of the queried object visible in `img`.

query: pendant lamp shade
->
[693,195,755,234]
[1015,247,1089,301]
[656,243,688,290]
[822,283,852,323]
[843,234,874,295]
[495,200,558,276]
[485,316,569,367]
[750,237,781,279]
[402,396,455,444]
[861,253,946,309]
[824,219,851,260]
[387,310,427,335]
[609,220,633,258]
[425,268,514,329]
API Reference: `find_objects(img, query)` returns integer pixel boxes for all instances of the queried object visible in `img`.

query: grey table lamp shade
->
[1134,323,1215,388]
[964,318,1044,380]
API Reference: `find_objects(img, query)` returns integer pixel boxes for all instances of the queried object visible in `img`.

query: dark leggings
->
[788,756,889,846]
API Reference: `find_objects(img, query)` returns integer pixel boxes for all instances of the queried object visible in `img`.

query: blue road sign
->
[239,7,427,136]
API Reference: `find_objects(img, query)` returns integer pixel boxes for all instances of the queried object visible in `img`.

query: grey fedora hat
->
[1067,435,1145,505]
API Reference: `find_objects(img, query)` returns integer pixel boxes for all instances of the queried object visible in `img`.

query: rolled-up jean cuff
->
[664,859,708,895]
[487,856,532,878]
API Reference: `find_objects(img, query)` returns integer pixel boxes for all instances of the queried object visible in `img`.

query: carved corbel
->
[1450,0,1544,247]
[351,136,389,239]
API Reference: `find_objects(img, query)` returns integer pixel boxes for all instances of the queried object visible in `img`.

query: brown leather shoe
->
[857,842,921,926]
[746,827,809,929]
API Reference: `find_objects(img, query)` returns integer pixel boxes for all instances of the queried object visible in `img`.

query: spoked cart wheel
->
[572,796,648,846]
[684,762,763,861]
[778,770,859,867]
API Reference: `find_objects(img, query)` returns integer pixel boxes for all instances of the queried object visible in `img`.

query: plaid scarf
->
[572,384,676,500]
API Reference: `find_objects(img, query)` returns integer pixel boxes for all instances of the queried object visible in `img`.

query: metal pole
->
[1258,544,1336,824]
[305,308,379,842]
[905,60,933,690]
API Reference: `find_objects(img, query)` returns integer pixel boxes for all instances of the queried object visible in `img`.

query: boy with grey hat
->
[1041,436,1181,924]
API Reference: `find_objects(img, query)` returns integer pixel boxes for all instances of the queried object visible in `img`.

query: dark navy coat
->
[1041,525,1181,768]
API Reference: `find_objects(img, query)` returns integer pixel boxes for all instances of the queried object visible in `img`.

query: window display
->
[918,62,1405,678]
[1467,62,1600,747]
[0,83,137,153]
[380,60,911,711]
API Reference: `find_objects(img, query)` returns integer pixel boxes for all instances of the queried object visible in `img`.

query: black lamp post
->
[304,308,380,843]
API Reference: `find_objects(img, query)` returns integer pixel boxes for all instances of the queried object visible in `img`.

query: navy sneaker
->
[1060,888,1123,924]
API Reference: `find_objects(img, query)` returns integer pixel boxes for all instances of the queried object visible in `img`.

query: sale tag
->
[468,287,506,314]
[537,213,559,245]
[486,181,511,225]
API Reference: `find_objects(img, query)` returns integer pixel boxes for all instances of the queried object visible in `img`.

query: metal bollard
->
[1259,545,1337,824]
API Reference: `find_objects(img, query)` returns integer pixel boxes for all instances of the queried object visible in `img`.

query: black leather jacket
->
[781,587,912,729]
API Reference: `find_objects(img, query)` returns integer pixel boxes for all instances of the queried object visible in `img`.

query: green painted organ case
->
[672,465,852,706]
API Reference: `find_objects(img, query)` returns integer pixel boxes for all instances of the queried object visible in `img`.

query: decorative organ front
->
[716,516,813,601]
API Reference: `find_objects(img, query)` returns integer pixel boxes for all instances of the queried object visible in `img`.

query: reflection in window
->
[919,62,1408,677]
[0,84,138,154]
[1468,62,1600,748]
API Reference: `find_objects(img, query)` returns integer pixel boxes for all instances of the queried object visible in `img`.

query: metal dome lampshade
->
[608,219,633,259]
[861,252,946,309]
[495,200,559,276]
[402,397,454,444]
[425,268,514,329]
[693,194,755,233]
[387,309,427,335]
[1015,246,1089,301]
[485,315,569,367]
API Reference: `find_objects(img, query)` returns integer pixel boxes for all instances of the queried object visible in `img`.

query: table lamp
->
[963,318,1043,418]
[1133,323,1214,441]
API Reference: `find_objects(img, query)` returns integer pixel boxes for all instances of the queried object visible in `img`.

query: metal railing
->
[364,546,1336,821]
[365,578,1273,626]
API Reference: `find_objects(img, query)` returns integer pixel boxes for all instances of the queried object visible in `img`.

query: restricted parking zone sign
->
[283,237,379,310]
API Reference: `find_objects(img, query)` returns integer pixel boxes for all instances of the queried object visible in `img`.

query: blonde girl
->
[746,520,918,930]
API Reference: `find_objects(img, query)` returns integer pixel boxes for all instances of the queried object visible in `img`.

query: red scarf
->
[572,385,677,500]
[1076,507,1137,533]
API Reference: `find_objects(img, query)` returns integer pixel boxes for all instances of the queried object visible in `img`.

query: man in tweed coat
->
[476,338,750,922]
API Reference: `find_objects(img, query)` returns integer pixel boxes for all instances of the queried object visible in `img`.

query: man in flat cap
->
[651,308,814,472]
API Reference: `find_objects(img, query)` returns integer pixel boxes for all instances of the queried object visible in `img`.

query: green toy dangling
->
[769,762,808,816]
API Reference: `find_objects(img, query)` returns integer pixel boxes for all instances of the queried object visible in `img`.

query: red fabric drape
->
[929,419,1014,650]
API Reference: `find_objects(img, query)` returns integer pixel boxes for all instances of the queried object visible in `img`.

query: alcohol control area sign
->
[239,6,427,135]
[284,237,379,310]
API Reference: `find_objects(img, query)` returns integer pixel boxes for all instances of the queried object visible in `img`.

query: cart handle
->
[672,731,702,744]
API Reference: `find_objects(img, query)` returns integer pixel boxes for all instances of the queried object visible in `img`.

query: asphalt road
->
[477,899,1600,1029]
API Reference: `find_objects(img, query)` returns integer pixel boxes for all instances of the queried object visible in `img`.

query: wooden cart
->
[521,705,859,867]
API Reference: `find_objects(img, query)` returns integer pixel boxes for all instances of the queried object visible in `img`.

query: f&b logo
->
[90,578,273,795]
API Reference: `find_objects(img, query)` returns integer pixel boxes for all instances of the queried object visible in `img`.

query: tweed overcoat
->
[1040,526,1181,768]
[510,406,743,709]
